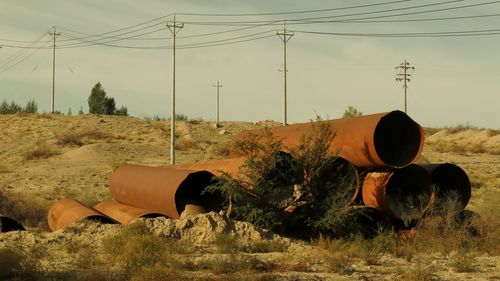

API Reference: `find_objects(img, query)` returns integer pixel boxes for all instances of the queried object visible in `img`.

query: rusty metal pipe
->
[109,165,221,219]
[362,164,433,226]
[0,215,25,232]
[94,201,166,224]
[48,198,114,231]
[231,110,424,168]
[418,163,471,211]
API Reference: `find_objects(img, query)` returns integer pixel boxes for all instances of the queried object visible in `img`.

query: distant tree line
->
[0,99,38,114]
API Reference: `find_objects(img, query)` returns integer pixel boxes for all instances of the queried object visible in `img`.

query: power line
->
[290,28,500,37]
[176,0,411,17]
[0,40,51,74]
[176,0,473,25]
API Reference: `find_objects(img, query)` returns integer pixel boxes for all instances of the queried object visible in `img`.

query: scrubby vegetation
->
[0,99,38,114]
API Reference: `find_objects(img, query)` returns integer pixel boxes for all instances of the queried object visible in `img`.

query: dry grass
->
[396,263,436,281]
[56,129,114,146]
[0,188,50,229]
[176,137,199,151]
[429,141,495,155]
[0,248,23,279]
[24,142,60,160]
[449,252,479,273]
[0,165,9,173]
[208,142,230,157]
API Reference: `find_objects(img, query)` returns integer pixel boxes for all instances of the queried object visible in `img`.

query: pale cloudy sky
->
[1,0,499,128]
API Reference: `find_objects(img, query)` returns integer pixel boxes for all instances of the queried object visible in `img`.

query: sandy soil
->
[0,114,499,280]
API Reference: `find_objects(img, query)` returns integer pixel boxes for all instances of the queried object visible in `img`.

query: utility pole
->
[395,60,415,114]
[49,26,60,114]
[277,21,293,126]
[213,80,222,124]
[167,15,183,165]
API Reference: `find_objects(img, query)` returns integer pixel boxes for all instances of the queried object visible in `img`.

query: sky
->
[1,0,499,129]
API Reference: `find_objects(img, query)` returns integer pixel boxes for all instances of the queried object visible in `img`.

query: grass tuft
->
[24,142,60,160]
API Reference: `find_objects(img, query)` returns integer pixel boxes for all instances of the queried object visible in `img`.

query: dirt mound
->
[144,212,285,246]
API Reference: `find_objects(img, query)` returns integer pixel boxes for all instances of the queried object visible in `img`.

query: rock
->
[212,123,222,128]
[219,130,227,135]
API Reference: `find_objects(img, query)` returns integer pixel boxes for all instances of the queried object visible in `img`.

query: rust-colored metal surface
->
[0,215,25,232]
[109,164,221,219]
[362,164,433,225]
[94,201,166,224]
[419,163,471,211]
[231,110,424,168]
[48,198,113,231]
[175,157,246,177]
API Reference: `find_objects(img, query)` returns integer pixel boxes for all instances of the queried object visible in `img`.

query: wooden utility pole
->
[277,21,293,126]
[167,15,183,165]
[213,80,222,124]
[395,60,415,114]
[49,26,60,114]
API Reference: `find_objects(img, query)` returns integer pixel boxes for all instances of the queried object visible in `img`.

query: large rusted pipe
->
[109,165,221,219]
[231,110,424,168]
[0,215,25,232]
[418,163,471,211]
[48,198,114,231]
[94,201,166,224]
[362,164,433,226]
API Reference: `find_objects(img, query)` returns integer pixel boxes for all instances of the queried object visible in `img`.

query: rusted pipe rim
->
[373,111,423,168]
[420,163,471,211]
[48,198,114,231]
[0,215,25,232]
[362,164,433,226]
[94,201,167,224]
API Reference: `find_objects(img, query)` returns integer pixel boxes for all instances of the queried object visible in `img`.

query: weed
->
[449,252,478,273]
[323,253,354,275]
[209,142,231,157]
[243,239,288,253]
[130,265,183,281]
[206,253,276,274]
[176,137,198,151]
[24,142,60,160]
[397,263,436,281]
[56,129,113,146]
[214,232,240,254]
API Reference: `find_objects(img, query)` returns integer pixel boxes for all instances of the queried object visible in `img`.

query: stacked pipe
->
[46,110,472,235]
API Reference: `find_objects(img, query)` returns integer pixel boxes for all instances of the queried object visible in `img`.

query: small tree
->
[23,99,38,114]
[78,106,84,115]
[0,100,9,114]
[88,82,107,114]
[115,106,128,116]
[342,106,362,118]
[67,108,72,116]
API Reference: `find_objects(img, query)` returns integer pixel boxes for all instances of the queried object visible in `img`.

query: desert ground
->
[0,113,499,281]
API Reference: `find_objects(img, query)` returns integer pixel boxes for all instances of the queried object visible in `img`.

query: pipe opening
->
[430,164,471,210]
[0,216,25,232]
[175,171,223,215]
[374,111,423,167]
[385,165,432,226]
[313,157,360,206]
[85,215,115,225]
